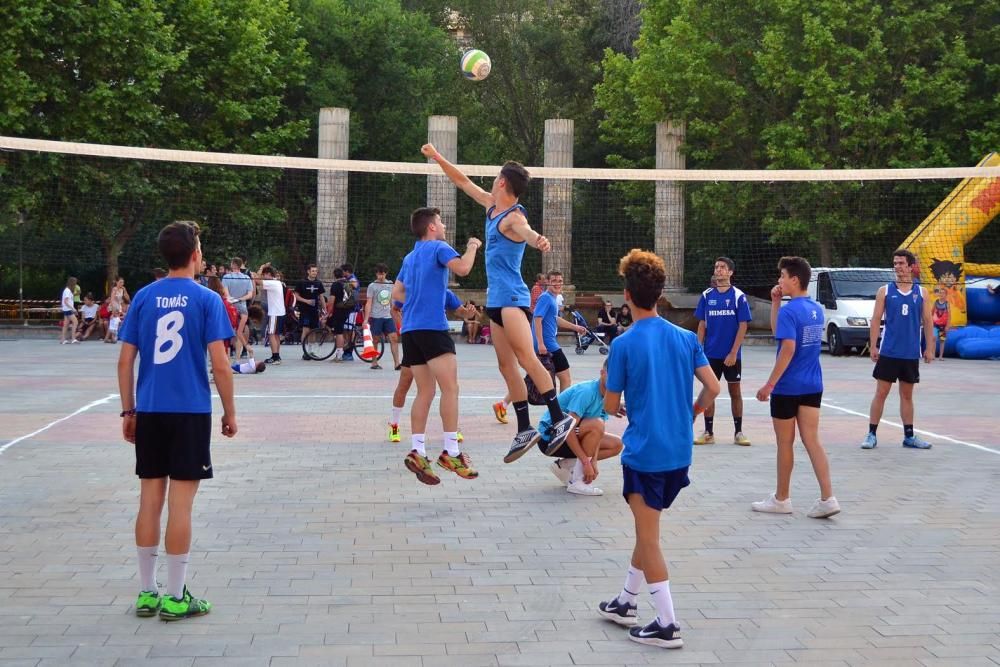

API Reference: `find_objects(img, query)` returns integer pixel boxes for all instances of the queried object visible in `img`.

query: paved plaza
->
[1,338,998,666]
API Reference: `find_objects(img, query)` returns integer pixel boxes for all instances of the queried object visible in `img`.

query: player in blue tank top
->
[754,256,839,520]
[861,249,935,450]
[422,142,576,464]
[117,221,237,621]
[595,249,719,649]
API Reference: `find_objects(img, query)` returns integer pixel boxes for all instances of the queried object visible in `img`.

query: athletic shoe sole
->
[503,430,541,463]
[135,607,159,618]
[597,607,638,626]
[404,456,440,485]
[627,632,683,649]
[543,415,576,455]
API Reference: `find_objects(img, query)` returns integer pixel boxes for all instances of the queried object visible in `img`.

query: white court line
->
[222,394,999,456]
[821,401,1000,456]
[0,393,118,456]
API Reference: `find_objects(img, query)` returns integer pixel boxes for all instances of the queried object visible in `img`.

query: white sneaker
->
[549,459,573,485]
[807,496,841,519]
[70,339,80,344]
[751,493,793,514]
[567,480,603,496]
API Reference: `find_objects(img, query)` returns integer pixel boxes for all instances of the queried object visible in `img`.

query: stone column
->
[543,119,574,286]
[317,107,349,279]
[427,115,458,249]
[655,120,685,289]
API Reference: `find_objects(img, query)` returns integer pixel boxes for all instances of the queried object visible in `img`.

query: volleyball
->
[461,49,491,81]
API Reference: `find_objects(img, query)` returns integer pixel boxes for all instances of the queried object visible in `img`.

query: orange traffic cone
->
[360,324,378,361]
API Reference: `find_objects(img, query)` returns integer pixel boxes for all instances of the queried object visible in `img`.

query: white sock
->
[137,545,158,593]
[649,580,676,627]
[411,434,426,456]
[570,459,585,484]
[617,565,644,605]
[391,406,403,425]
[166,553,190,600]
[333,348,343,359]
[444,432,460,457]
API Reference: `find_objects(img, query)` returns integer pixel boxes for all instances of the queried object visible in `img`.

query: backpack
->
[341,278,357,309]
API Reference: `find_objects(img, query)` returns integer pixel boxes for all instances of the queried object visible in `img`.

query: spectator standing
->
[364,263,399,370]
[530,273,546,311]
[328,268,353,362]
[294,264,326,360]
[254,264,286,365]
[222,257,254,360]
[60,277,79,344]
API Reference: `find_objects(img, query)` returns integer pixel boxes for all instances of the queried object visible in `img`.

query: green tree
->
[597,0,1000,276]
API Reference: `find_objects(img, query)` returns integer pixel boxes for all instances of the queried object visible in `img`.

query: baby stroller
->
[572,310,608,355]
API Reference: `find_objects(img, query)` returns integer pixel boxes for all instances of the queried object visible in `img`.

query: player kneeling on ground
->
[535,360,623,496]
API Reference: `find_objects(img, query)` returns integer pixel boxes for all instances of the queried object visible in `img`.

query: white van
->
[807,267,895,355]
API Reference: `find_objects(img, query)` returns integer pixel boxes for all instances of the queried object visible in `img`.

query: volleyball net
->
[1,136,999,322]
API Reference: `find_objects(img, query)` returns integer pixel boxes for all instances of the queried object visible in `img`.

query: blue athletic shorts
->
[622,464,690,511]
[369,317,395,337]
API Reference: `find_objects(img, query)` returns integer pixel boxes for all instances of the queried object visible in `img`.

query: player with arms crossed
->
[117,221,237,621]
[596,249,719,649]
[392,207,481,484]
[422,143,574,461]
[861,249,935,450]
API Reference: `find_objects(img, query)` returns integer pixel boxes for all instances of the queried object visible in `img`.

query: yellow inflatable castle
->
[901,153,1000,327]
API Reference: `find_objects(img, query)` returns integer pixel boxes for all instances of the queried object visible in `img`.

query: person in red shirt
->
[529,273,546,311]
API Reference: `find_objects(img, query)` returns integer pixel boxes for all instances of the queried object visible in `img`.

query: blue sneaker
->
[860,432,877,449]
[902,435,932,449]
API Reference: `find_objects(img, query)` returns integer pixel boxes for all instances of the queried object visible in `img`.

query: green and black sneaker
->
[158,586,211,622]
[135,590,161,617]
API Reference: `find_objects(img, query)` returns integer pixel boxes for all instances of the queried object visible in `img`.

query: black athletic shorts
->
[486,306,532,327]
[539,427,581,459]
[873,355,920,384]
[135,412,213,480]
[401,330,455,366]
[298,308,320,329]
[709,357,742,383]
[328,308,350,332]
[547,348,570,373]
[770,392,823,420]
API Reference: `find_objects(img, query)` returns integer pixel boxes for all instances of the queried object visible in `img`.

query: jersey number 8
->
[154,311,185,364]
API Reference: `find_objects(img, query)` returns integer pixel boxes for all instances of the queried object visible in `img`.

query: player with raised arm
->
[392,206,481,484]
[421,143,575,463]
[117,221,237,621]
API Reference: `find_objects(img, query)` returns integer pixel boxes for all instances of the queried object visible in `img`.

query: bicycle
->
[302,306,385,361]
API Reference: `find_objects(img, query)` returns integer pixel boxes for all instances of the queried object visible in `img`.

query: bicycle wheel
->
[303,327,336,360]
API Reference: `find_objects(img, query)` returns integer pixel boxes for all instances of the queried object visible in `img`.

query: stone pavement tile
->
[920,658,1000,667]
[785,649,865,662]
[0,661,41,667]
[495,652,574,665]
[0,648,75,661]
[191,658,270,666]
[270,659,346,667]
[444,642,519,655]
[345,657,422,667]
[709,648,792,662]
[0,639,33,650]
[70,645,152,660]
[372,643,447,657]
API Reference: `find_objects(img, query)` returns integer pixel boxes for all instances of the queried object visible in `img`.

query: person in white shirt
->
[76,293,103,341]
[254,263,286,365]
[60,277,80,344]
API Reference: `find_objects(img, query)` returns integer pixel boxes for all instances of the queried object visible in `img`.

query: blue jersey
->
[485,204,530,308]
[773,297,824,395]
[118,277,234,413]
[532,290,560,353]
[537,379,607,436]
[879,282,924,360]
[398,240,459,333]
[606,317,709,473]
[695,286,752,359]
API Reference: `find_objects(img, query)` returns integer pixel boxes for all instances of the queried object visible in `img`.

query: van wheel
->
[828,325,845,356]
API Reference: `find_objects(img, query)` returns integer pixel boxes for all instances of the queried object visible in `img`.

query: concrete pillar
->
[427,115,458,249]
[317,107,349,279]
[655,120,685,289]
[543,119,574,286]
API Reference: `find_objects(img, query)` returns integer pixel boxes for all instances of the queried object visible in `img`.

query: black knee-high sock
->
[543,389,566,423]
[734,416,743,434]
[704,416,714,434]
[513,401,531,432]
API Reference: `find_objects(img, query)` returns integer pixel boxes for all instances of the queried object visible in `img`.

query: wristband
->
[693,402,705,416]
[120,409,136,417]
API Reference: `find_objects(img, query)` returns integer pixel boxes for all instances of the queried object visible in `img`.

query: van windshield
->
[829,270,895,298]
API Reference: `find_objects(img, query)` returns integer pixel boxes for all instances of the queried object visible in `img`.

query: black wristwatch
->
[120,409,136,417]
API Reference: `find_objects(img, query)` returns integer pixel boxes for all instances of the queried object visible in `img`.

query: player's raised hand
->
[467,237,482,252]
[535,235,551,252]
[421,143,438,159]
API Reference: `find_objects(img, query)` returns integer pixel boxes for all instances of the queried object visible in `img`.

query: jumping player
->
[392,206,480,485]
[694,257,753,446]
[421,143,574,462]
[596,249,719,649]
[861,249,935,449]
[117,221,237,621]
[754,256,839,518]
